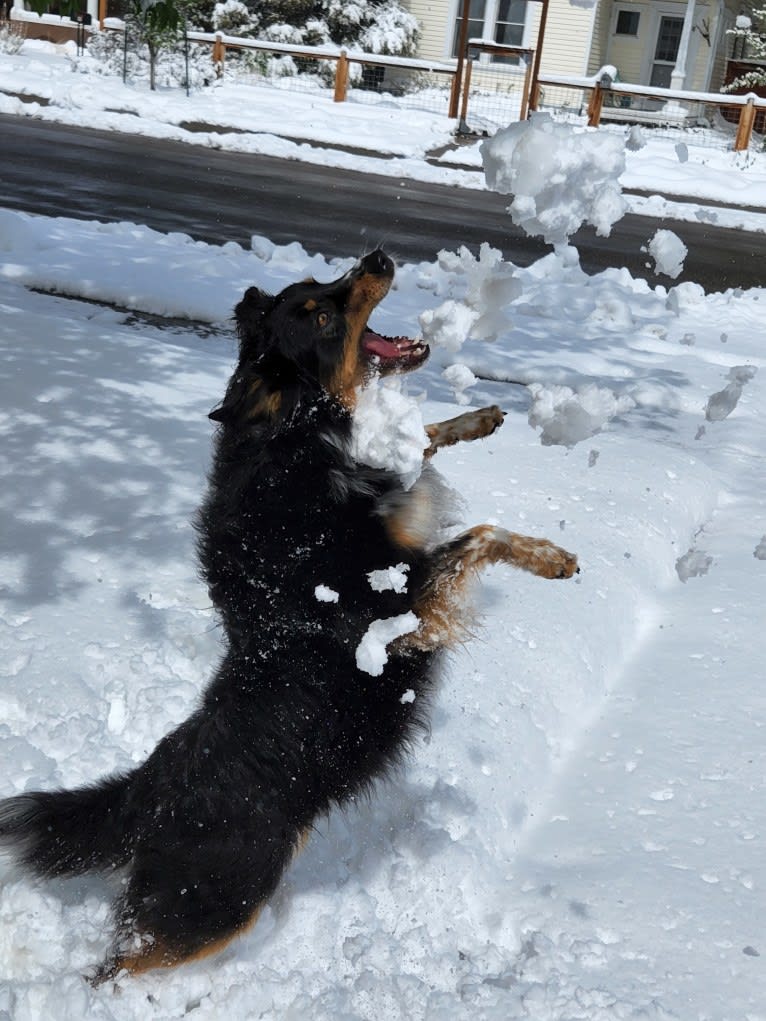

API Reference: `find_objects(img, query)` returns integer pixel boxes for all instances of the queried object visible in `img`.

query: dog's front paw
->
[540,543,579,579]
[476,405,505,437]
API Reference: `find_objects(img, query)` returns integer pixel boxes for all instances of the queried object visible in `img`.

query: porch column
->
[669,0,696,91]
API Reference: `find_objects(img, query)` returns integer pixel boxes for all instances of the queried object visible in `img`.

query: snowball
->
[481,113,626,245]
[355,613,419,676]
[704,365,757,421]
[368,563,410,594]
[754,536,766,560]
[400,689,416,704]
[675,142,689,163]
[314,585,339,603]
[443,363,477,405]
[351,377,429,490]
[528,382,635,447]
[648,229,687,279]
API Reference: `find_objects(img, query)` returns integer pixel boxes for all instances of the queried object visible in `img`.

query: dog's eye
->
[317,311,330,328]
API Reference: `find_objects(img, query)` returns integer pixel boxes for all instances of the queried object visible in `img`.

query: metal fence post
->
[734,96,756,151]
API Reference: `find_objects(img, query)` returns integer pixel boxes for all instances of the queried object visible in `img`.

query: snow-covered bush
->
[724,6,766,92]
[0,19,26,55]
[80,20,216,89]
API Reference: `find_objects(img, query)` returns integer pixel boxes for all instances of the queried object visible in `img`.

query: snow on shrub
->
[647,229,688,279]
[481,113,626,246]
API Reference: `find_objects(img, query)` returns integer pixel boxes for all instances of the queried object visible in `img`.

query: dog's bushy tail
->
[0,773,135,878]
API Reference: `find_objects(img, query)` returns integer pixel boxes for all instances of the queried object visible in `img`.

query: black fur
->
[0,250,449,978]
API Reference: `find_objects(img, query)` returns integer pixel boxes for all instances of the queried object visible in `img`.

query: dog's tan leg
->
[425,406,505,458]
[401,524,578,651]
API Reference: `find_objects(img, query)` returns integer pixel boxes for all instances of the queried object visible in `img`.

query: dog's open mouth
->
[362,329,429,374]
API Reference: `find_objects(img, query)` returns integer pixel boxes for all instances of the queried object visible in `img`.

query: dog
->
[0,249,578,982]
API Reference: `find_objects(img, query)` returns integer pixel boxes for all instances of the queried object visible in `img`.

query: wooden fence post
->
[213,32,225,77]
[334,50,349,102]
[734,96,756,152]
[587,82,604,127]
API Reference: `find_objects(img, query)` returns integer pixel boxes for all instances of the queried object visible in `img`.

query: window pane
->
[654,17,683,62]
[615,10,640,35]
[497,0,527,22]
[452,0,487,55]
[494,22,524,47]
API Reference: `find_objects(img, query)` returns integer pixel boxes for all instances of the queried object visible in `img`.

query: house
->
[404,0,743,96]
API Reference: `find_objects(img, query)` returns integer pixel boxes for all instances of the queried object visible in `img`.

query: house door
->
[649,16,684,87]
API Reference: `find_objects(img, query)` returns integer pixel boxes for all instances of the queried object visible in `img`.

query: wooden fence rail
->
[541,69,766,151]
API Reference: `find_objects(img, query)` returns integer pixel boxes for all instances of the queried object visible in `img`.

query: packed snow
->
[647,227,688,279]
[1,199,764,1018]
[1,32,766,1021]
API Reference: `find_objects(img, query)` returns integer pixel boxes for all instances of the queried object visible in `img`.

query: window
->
[615,10,640,36]
[452,0,488,57]
[452,0,528,60]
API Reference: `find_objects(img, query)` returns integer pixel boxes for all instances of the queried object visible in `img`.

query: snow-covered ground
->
[1,37,766,233]
[1,194,765,1018]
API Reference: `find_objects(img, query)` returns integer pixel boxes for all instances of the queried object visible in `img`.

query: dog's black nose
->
[361,249,394,278]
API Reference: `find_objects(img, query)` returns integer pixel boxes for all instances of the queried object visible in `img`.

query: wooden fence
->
[539,69,766,152]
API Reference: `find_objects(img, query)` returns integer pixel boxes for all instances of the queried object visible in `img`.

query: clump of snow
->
[675,548,713,582]
[704,365,757,421]
[675,142,689,164]
[350,377,428,489]
[355,613,419,676]
[314,584,339,603]
[443,363,477,405]
[666,280,705,313]
[754,536,766,560]
[648,229,688,279]
[419,244,522,351]
[481,113,627,245]
[528,382,635,447]
[399,689,416,704]
[419,299,476,353]
[368,563,410,594]
[625,125,646,151]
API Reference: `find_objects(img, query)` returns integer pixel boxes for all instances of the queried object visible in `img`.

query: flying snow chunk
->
[368,563,410,594]
[356,613,419,677]
[351,377,429,490]
[528,382,635,447]
[754,536,766,560]
[648,229,688,279]
[481,113,626,245]
[675,549,713,583]
[443,363,477,405]
[315,585,339,603]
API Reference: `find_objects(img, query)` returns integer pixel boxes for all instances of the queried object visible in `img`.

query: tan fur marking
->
[247,390,282,420]
[402,524,578,652]
[326,272,392,408]
[106,906,264,979]
[425,406,505,459]
[304,299,317,311]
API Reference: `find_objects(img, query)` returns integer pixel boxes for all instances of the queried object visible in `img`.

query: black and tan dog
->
[0,250,577,981]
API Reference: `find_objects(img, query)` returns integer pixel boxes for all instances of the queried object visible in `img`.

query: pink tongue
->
[363,331,403,359]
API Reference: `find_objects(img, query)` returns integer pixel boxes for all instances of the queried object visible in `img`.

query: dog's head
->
[210,250,429,425]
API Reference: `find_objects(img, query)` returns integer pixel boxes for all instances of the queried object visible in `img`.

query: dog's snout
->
[361,249,394,279]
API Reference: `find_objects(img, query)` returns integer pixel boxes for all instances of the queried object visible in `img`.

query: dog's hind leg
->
[425,406,505,458]
[402,524,578,652]
[91,825,301,983]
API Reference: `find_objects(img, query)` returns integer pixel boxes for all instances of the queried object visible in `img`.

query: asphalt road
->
[2,114,764,291]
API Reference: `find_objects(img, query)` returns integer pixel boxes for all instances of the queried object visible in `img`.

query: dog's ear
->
[209,371,249,424]
[235,287,274,359]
